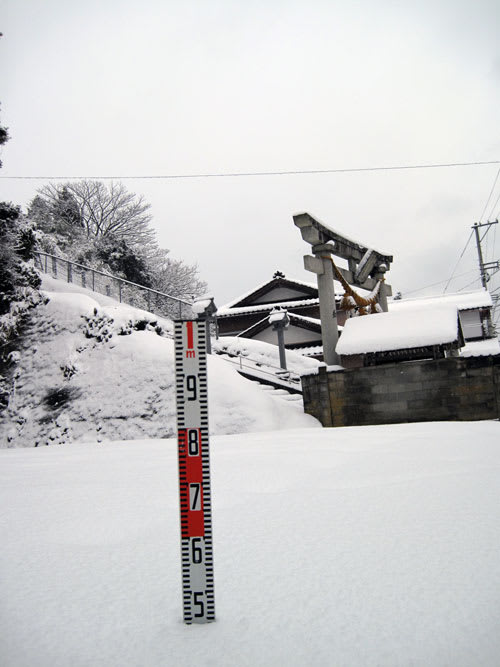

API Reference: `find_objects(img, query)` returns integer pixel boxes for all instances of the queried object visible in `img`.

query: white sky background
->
[1,0,500,306]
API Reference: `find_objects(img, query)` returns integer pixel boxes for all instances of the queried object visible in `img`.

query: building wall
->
[217,304,322,336]
[302,355,500,427]
[252,324,321,345]
[292,304,321,319]
[251,287,314,304]
[218,313,265,336]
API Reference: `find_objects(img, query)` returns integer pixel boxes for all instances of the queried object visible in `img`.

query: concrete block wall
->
[301,355,500,427]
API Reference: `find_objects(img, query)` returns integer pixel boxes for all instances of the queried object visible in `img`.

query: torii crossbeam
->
[293,212,393,365]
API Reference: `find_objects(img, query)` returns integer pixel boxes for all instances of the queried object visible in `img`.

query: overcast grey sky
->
[1,0,500,305]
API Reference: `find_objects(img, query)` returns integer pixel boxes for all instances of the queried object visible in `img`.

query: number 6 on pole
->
[174,319,215,624]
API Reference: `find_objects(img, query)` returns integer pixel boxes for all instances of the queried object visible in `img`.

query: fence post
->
[67,261,72,283]
[92,270,95,291]
[45,255,48,273]
[119,281,122,303]
[146,289,151,312]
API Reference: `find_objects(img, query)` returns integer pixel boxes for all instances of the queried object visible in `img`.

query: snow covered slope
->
[1,421,499,666]
[1,281,318,447]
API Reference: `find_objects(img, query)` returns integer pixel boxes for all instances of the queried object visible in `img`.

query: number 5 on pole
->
[174,319,215,624]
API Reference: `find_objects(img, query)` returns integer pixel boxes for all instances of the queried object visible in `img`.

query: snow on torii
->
[293,212,393,365]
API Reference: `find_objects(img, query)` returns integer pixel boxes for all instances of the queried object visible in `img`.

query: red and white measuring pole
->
[174,320,215,624]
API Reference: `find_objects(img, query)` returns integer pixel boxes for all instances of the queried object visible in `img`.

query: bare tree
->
[31,179,208,301]
[153,257,207,300]
[35,180,156,247]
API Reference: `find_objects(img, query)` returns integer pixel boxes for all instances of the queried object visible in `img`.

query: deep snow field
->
[1,422,500,667]
[1,277,500,666]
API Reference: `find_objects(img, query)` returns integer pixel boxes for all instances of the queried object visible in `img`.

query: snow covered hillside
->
[1,422,500,666]
[1,277,318,448]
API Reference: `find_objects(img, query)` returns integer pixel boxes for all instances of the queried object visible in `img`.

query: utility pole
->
[472,220,499,289]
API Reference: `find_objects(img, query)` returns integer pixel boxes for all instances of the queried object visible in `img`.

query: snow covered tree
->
[28,192,88,257]
[0,202,45,409]
[93,236,154,287]
[0,202,41,316]
[0,106,46,410]
[0,124,41,313]
[30,180,208,300]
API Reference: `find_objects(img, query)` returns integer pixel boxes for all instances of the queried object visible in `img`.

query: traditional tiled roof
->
[217,297,321,318]
[288,313,322,327]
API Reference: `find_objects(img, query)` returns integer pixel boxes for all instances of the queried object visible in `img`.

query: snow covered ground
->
[1,421,500,666]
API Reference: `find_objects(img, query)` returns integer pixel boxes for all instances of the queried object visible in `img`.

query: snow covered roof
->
[461,338,500,357]
[289,313,321,326]
[217,297,321,318]
[220,274,318,310]
[389,290,492,312]
[336,303,462,355]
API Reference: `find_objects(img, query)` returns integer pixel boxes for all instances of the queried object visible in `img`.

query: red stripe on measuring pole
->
[186,320,194,349]
[178,428,205,538]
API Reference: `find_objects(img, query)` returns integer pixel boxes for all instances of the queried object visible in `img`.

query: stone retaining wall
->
[301,355,500,427]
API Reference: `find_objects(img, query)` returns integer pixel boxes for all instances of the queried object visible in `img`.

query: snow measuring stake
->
[174,320,215,624]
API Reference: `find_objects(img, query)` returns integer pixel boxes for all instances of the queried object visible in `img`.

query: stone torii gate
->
[293,212,393,366]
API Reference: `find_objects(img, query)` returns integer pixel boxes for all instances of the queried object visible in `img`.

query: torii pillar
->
[294,217,340,365]
[311,243,340,366]
[374,264,389,312]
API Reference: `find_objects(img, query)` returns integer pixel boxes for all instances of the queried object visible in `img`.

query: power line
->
[488,190,500,220]
[457,276,482,292]
[478,167,500,222]
[443,231,474,293]
[402,269,477,296]
[0,159,499,181]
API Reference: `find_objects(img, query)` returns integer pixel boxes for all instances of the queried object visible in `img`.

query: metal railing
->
[217,351,303,393]
[34,251,193,320]
[34,251,303,391]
